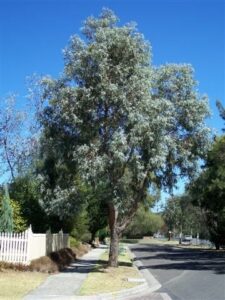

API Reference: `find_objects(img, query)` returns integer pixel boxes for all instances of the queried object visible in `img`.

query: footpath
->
[24,245,171,300]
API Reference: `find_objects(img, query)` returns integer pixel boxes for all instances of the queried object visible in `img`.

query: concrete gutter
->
[75,282,149,299]
[128,246,162,293]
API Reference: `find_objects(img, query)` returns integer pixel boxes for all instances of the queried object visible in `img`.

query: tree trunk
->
[108,203,120,267]
[215,242,220,250]
[109,226,120,267]
[90,231,96,246]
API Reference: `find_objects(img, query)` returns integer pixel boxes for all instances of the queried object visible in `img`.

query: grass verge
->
[79,246,143,295]
[120,239,140,244]
[139,237,179,246]
[0,270,48,299]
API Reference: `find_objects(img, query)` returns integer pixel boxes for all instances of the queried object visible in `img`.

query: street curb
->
[74,282,148,299]
[128,245,162,293]
[128,244,173,300]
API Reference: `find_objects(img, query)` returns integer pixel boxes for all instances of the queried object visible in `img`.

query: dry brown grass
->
[0,261,30,272]
[71,243,91,258]
[0,270,47,299]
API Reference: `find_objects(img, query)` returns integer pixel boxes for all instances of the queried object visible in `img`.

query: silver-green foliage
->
[39,9,210,226]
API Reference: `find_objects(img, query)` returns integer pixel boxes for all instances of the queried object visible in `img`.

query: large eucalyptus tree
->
[39,9,210,266]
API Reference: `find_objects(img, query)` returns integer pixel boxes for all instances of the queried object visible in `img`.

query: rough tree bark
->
[108,203,120,267]
[107,175,149,267]
[90,231,97,246]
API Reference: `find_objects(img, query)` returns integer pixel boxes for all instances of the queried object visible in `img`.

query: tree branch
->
[3,138,15,180]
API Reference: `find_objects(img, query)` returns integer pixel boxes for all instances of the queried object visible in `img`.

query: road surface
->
[130,243,225,300]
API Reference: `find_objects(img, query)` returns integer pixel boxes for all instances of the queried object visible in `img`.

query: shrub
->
[30,248,76,273]
[49,248,76,269]
[30,256,58,273]
[69,236,80,248]
[1,245,89,273]
[71,243,91,258]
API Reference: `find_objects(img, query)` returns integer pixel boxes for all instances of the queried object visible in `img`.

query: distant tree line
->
[163,101,225,249]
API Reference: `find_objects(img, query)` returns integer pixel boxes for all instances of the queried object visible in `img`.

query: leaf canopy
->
[38,9,210,224]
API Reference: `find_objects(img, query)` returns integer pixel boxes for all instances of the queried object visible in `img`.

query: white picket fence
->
[0,226,69,265]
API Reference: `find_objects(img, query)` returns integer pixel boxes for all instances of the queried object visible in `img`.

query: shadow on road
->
[131,244,225,275]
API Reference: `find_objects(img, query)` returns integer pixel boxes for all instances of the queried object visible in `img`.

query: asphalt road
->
[130,243,225,300]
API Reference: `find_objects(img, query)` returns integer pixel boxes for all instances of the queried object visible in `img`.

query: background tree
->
[216,101,225,129]
[9,174,79,233]
[189,136,225,249]
[0,185,13,232]
[124,205,164,238]
[70,209,90,242]
[0,96,34,180]
[85,186,108,243]
[9,200,27,232]
[163,196,183,236]
[37,9,210,266]
[9,175,48,232]
[37,120,84,222]
[163,194,208,239]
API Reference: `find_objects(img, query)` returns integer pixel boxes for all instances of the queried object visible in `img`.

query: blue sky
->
[0,0,224,200]
[0,0,224,131]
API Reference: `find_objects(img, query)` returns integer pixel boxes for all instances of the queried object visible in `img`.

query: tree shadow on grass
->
[62,258,132,274]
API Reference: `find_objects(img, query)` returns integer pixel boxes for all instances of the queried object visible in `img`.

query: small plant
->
[69,236,80,248]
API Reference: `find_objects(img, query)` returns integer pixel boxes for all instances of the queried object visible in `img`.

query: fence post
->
[59,229,63,250]
[26,225,33,264]
[46,228,52,255]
